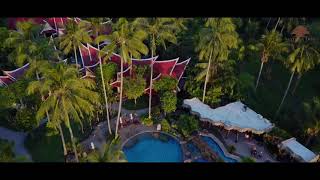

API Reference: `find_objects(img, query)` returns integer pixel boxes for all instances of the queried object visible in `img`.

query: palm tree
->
[275,40,320,118]
[86,136,127,162]
[6,21,59,120]
[27,62,68,157]
[195,18,239,103]
[132,18,180,118]
[279,18,306,34]
[58,20,92,67]
[86,18,114,135]
[303,97,320,146]
[85,17,112,38]
[105,18,148,137]
[27,63,100,162]
[274,17,281,31]
[5,21,42,67]
[254,30,288,91]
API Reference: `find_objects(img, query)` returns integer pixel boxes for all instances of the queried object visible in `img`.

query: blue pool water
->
[201,136,237,162]
[123,132,183,162]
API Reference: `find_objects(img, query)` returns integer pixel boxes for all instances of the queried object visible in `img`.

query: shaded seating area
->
[182,98,274,135]
[183,97,277,162]
[279,138,319,162]
[118,113,140,129]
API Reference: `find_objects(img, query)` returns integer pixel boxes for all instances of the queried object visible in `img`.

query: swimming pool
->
[122,132,183,162]
[201,136,237,162]
[186,135,238,162]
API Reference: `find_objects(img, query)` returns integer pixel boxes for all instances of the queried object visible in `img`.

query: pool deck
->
[81,103,277,162]
[217,129,277,162]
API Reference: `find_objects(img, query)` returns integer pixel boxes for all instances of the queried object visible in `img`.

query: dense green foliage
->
[1,17,320,162]
[241,156,256,162]
[177,114,199,138]
[123,66,147,105]
[141,116,153,126]
[154,76,178,115]
[0,139,15,162]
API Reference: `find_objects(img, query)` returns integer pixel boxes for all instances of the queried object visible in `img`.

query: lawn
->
[25,120,94,162]
[123,94,149,110]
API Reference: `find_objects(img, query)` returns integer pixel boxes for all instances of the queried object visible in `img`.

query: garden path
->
[0,126,32,161]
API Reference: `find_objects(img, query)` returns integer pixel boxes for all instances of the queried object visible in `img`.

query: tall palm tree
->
[195,18,239,103]
[254,30,288,91]
[105,18,148,136]
[274,17,281,31]
[132,18,180,118]
[275,40,320,118]
[27,63,100,162]
[58,20,92,67]
[86,18,114,135]
[26,61,68,157]
[303,97,320,146]
[279,18,306,34]
[85,17,112,38]
[6,21,59,121]
[86,136,127,162]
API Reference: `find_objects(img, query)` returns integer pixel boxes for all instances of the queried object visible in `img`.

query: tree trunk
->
[134,98,137,105]
[273,17,281,31]
[266,18,271,30]
[148,49,154,118]
[73,45,78,67]
[46,110,50,122]
[57,123,67,157]
[305,135,313,147]
[202,49,213,103]
[19,99,24,108]
[292,74,302,95]
[280,24,285,34]
[255,61,264,91]
[275,71,295,119]
[80,122,84,134]
[98,45,112,135]
[96,111,100,122]
[115,52,124,137]
[67,125,79,162]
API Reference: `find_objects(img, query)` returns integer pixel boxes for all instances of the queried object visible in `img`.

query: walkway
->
[0,126,32,161]
[80,105,150,153]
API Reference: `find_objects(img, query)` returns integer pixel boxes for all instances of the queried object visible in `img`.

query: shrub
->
[160,91,177,115]
[153,76,178,92]
[151,106,161,116]
[228,145,236,154]
[141,117,153,126]
[0,139,15,162]
[177,114,199,138]
[160,119,171,133]
[241,157,256,163]
[14,107,37,132]
[268,127,291,140]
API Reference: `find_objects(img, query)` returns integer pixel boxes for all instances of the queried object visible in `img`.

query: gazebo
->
[182,98,274,137]
[279,137,319,162]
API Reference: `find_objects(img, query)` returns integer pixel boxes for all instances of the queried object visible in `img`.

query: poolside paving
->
[218,129,277,162]
[80,104,152,153]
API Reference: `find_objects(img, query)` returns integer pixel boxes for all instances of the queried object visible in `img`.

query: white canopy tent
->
[279,138,319,162]
[183,98,274,134]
